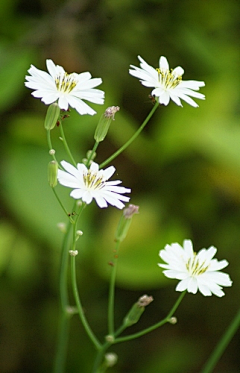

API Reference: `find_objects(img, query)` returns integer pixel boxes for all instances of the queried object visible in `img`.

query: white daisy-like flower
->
[129,56,205,107]
[158,240,232,297]
[57,161,131,209]
[25,59,104,115]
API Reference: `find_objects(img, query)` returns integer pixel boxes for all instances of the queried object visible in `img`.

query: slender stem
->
[53,311,70,373]
[70,255,102,350]
[92,291,186,371]
[108,240,121,335]
[100,102,159,168]
[53,220,72,373]
[113,291,186,344]
[201,307,240,373]
[91,342,111,373]
[46,130,58,162]
[59,223,72,312]
[86,141,100,168]
[59,122,77,166]
[52,188,73,219]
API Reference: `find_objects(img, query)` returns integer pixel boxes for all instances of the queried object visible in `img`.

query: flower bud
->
[115,204,139,242]
[48,161,58,187]
[104,353,118,368]
[57,222,66,233]
[94,106,120,142]
[69,250,78,256]
[44,103,60,130]
[123,295,153,327]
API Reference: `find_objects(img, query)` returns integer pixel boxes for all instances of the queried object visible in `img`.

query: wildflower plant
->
[25,57,236,372]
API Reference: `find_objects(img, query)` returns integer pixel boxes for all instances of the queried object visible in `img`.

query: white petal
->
[159,56,169,71]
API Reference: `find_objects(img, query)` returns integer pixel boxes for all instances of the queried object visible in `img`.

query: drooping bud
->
[115,204,139,242]
[48,161,58,188]
[123,294,153,327]
[94,106,120,142]
[44,103,60,130]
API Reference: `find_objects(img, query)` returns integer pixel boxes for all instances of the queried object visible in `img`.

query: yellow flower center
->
[55,73,77,93]
[156,68,182,89]
[186,253,209,276]
[83,171,105,190]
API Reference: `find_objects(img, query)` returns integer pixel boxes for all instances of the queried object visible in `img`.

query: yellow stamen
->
[186,253,209,276]
[156,68,182,89]
[83,171,105,190]
[55,73,77,93]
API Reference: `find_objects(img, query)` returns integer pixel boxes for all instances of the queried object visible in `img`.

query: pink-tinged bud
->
[123,294,153,327]
[94,106,120,142]
[115,204,139,242]
[123,204,139,219]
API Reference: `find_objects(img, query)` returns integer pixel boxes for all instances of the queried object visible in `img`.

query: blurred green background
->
[0,0,240,372]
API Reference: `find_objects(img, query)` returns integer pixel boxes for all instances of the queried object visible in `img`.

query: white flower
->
[158,240,232,297]
[57,161,131,209]
[129,56,205,107]
[25,59,104,115]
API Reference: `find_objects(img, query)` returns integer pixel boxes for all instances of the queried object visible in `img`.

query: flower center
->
[83,170,105,190]
[186,253,209,276]
[156,68,182,89]
[55,73,77,93]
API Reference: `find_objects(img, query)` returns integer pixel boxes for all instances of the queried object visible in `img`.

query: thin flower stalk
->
[100,101,159,168]
[70,255,102,350]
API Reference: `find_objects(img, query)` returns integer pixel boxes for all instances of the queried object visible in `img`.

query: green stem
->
[59,122,77,166]
[86,141,100,168]
[108,240,121,335]
[113,291,186,344]
[100,102,159,168]
[52,188,73,220]
[201,307,240,373]
[46,129,58,162]
[70,255,102,350]
[91,342,111,373]
[92,291,186,371]
[53,220,72,373]
[53,311,70,373]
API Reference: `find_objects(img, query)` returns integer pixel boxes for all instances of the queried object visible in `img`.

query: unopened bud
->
[123,204,139,219]
[69,250,78,256]
[48,161,58,188]
[44,103,60,130]
[94,106,120,142]
[137,294,153,307]
[105,335,114,343]
[123,294,153,327]
[168,317,177,325]
[57,222,66,233]
[75,230,83,242]
[115,204,139,242]
[104,353,118,368]
[49,149,56,155]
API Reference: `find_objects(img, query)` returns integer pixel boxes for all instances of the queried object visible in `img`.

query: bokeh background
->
[0,0,240,372]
